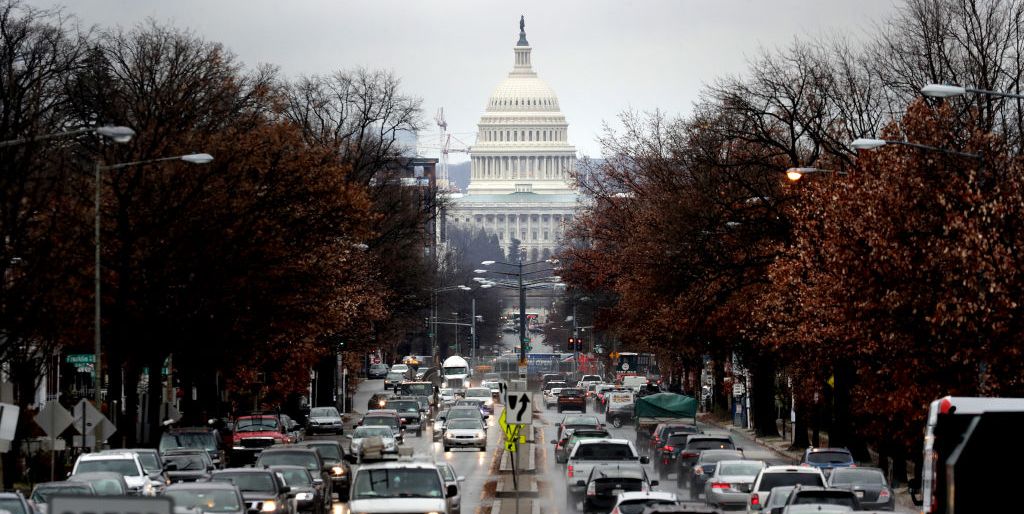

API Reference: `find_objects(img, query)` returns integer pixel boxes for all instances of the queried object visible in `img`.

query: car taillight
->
[800,462,810,467]
[662,445,674,452]
[567,465,574,478]
[586,481,596,496]
[711,482,729,489]
[693,466,704,475]
[850,463,857,467]
[751,494,760,506]
[878,488,891,501]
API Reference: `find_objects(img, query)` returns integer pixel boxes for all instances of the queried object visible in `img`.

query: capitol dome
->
[486,76,561,112]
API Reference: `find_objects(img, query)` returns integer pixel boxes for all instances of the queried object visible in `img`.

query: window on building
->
[499,231,504,240]
[543,231,549,240]
[532,231,537,241]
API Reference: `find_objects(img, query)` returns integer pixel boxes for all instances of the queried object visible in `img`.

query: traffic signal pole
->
[519,256,527,373]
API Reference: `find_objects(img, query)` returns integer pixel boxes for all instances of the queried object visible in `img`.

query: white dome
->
[487,76,560,112]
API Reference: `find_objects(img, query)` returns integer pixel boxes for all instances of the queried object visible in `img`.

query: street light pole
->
[94,153,214,407]
[470,297,476,368]
[518,255,527,372]
[572,301,579,376]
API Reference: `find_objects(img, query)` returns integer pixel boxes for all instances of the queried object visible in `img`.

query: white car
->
[464,387,494,414]
[544,387,563,408]
[349,426,398,462]
[747,465,826,513]
[72,452,158,496]
[611,491,680,514]
[349,461,456,514]
[443,417,487,452]
[440,387,457,406]
[390,363,410,375]
[437,462,465,514]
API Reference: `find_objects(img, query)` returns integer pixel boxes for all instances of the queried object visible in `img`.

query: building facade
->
[448,18,578,262]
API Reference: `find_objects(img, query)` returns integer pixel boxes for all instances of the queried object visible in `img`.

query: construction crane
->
[433,107,471,190]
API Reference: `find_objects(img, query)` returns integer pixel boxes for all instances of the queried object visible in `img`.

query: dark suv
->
[210,468,293,514]
[557,388,587,413]
[159,427,226,468]
[299,440,356,501]
[384,397,425,436]
[675,435,737,487]
[801,447,855,477]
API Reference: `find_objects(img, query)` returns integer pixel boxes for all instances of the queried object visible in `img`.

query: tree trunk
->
[146,357,164,445]
[752,356,779,437]
[314,354,336,407]
[711,356,727,415]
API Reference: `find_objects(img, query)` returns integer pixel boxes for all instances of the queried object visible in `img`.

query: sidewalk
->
[697,414,917,513]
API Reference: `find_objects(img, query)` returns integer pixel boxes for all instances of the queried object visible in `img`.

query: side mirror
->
[280,486,291,494]
[457,476,465,482]
[650,480,659,486]
[576,480,586,487]
[446,484,458,498]
[312,478,324,486]
[164,462,178,471]
[639,456,650,464]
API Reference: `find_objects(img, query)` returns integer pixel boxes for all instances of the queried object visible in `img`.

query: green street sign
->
[521,336,530,344]
[65,354,95,364]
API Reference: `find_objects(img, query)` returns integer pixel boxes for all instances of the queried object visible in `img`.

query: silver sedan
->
[703,459,765,509]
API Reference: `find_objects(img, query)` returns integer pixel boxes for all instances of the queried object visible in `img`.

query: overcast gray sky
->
[28,0,900,160]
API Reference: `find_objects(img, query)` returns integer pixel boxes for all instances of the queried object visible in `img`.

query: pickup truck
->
[564,438,648,512]
[557,388,587,413]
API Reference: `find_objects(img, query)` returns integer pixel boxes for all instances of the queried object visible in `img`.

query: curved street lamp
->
[850,138,979,159]
[921,83,1024,100]
[0,124,136,148]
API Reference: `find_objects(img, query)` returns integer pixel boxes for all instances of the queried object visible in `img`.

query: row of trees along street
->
[0,1,439,483]
[561,0,1024,485]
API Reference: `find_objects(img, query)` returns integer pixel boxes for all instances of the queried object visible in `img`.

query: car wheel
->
[610,416,622,428]
[479,446,486,452]
[444,445,451,452]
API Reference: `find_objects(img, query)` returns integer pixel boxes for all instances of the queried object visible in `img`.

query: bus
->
[615,352,659,381]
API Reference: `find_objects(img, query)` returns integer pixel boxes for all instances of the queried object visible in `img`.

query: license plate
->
[855,491,865,498]
[612,489,624,496]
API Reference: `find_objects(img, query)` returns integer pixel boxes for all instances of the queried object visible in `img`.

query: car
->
[554,428,611,463]
[280,414,305,442]
[437,462,465,514]
[433,408,450,440]
[349,425,398,462]
[443,417,487,452]
[72,451,159,496]
[160,427,226,468]
[368,392,392,411]
[464,387,494,414]
[558,388,587,413]
[565,439,649,513]
[298,440,356,500]
[675,434,738,487]
[447,405,487,425]
[162,481,246,514]
[558,414,603,440]
[578,463,658,513]
[544,387,564,408]
[100,448,165,486]
[649,423,700,458]
[306,406,343,435]
[604,389,636,427]
[254,447,330,501]
[210,468,293,514]
[480,373,502,397]
[231,414,290,463]
[396,381,439,413]
[782,485,860,511]
[385,397,426,435]
[384,370,408,390]
[0,492,33,514]
[439,387,457,407]
[162,448,216,483]
[703,459,765,510]
[30,481,94,514]
[542,373,568,390]
[801,448,855,477]
[654,432,696,479]
[748,466,827,514]
[609,491,679,514]
[763,485,797,514]
[826,467,894,511]
[359,409,404,442]
[688,448,746,498]
[271,465,328,514]
[348,461,457,514]
[368,363,389,379]
[67,471,130,496]
[390,363,411,375]
[594,384,616,412]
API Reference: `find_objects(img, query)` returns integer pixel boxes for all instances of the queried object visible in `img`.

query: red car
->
[231,414,289,464]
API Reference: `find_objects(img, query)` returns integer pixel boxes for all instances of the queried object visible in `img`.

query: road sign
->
[503,390,533,424]
[0,403,18,441]
[51,495,172,514]
[372,356,381,364]
[72,399,116,444]
[610,351,620,359]
[497,409,526,453]
[35,400,73,437]
[65,354,96,364]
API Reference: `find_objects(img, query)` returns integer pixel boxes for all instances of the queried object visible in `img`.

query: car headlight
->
[331,466,345,475]
[142,481,155,496]
[261,500,277,512]
[444,432,453,439]
[477,431,486,439]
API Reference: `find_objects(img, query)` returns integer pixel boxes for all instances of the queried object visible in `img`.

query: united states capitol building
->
[447,18,579,262]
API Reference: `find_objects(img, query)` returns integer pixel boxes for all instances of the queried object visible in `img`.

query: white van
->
[621,375,648,391]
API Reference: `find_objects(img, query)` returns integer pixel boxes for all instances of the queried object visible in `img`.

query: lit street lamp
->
[94,152,214,407]
[785,167,847,182]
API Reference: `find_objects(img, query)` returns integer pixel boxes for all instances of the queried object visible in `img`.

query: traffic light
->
[568,337,583,352]
[568,337,575,351]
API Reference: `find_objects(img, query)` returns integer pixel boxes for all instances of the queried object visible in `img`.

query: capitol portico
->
[447,17,579,262]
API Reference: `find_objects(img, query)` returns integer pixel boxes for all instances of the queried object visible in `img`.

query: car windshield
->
[447,419,483,430]
[399,383,432,396]
[160,432,217,452]
[236,417,279,432]
[277,468,312,486]
[212,473,276,493]
[448,408,480,419]
[830,468,885,485]
[307,444,343,461]
[0,498,27,514]
[166,454,207,471]
[164,489,242,513]
[617,500,676,514]
[363,416,398,427]
[574,443,635,460]
[132,452,160,472]
[258,452,317,471]
[310,407,338,417]
[71,477,125,495]
[387,372,406,380]
[352,468,443,499]
[354,426,393,438]
[32,484,93,503]
[666,434,691,445]
[76,459,140,476]
[443,366,468,376]
[758,473,824,491]
[387,401,420,413]
[466,388,490,397]
[806,451,853,464]
[688,439,734,451]
[718,462,764,476]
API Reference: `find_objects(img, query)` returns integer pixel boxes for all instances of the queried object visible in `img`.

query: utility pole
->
[470,297,477,367]
[518,252,527,371]
[572,301,579,376]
